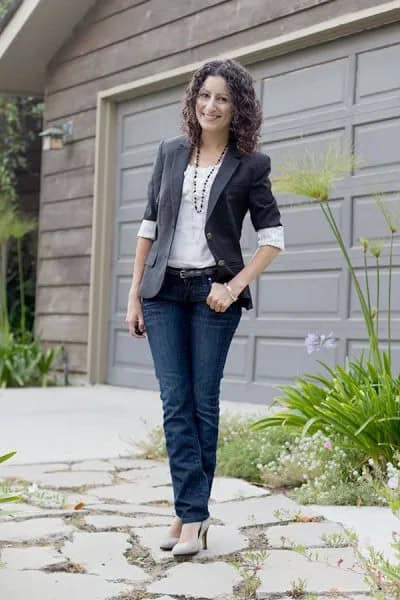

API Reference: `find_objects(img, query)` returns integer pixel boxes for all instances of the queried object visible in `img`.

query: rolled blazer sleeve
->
[137,219,157,240]
[248,154,284,250]
[142,139,165,222]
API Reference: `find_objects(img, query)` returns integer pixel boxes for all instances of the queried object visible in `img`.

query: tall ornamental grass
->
[251,145,400,465]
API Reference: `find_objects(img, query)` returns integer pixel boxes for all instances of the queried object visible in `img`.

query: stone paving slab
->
[256,548,370,597]
[91,502,174,516]
[0,502,57,519]
[0,570,130,600]
[301,546,364,571]
[108,457,168,470]
[0,517,75,543]
[266,520,347,548]
[70,460,115,471]
[61,530,150,582]
[132,523,249,562]
[119,466,173,486]
[146,561,242,598]
[89,482,174,504]
[2,491,103,514]
[0,545,66,570]
[85,514,172,529]
[37,470,114,488]
[0,503,103,521]
[0,463,68,481]
[209,476,270,502]
[211,494,306,527]
[63,492,103,507]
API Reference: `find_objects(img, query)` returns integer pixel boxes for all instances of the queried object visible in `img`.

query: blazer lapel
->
[169,137,241,224]
[206,142,241,223]
[169,140,192,224]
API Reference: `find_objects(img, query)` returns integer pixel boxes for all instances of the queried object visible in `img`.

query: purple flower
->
[305,332,336,355]
[324,440,332,450]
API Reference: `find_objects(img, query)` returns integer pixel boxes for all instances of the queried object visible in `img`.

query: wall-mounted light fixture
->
[39,120,73,151]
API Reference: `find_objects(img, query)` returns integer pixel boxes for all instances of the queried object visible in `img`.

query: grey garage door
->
[107,23,400,403]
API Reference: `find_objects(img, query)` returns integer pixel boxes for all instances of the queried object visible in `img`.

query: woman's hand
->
[125,292,146,338]
[206,282,235,312]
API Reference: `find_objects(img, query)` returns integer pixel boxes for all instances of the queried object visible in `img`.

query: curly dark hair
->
[181,59,262,155]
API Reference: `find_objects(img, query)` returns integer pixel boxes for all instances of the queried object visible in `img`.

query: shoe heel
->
[202,528,208,549]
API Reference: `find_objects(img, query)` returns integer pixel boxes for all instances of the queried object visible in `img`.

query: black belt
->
[166,266,218,279]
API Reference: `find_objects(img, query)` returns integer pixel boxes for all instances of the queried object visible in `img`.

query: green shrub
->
[0,332,62,387]
[252,355,400,465]
[216,412,296,484]
[256,429,385,505]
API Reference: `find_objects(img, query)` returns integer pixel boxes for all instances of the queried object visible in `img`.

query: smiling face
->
[195,75,233,136]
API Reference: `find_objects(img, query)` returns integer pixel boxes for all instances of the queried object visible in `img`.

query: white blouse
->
[137,162,285,267]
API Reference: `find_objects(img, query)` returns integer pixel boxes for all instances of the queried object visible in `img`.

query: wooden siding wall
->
[37,0,393,376]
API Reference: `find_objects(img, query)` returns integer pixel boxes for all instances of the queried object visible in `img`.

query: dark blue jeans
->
[142,269,242,523]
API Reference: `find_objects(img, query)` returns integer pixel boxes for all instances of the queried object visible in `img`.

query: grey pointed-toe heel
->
[159,517,182,550]
[171,518,210,557]
[159,534,180,550]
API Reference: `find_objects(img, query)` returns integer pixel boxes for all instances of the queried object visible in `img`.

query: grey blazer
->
[138,134,282,310]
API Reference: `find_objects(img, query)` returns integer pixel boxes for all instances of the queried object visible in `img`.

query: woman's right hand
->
[125,292,146,338]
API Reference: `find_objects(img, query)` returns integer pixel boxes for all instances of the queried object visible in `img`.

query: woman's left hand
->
[206,282,235,312]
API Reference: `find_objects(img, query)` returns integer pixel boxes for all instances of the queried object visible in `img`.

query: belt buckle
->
[179,269,186,279]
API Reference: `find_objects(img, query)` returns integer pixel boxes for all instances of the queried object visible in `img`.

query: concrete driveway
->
[0,384,268,464]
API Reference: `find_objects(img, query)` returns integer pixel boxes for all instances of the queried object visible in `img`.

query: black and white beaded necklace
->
[191,143,228,213]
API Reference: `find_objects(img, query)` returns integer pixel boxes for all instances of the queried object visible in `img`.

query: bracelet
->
[224,282,238,302]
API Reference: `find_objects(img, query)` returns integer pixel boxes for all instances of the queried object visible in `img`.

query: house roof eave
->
[0,0,97,96]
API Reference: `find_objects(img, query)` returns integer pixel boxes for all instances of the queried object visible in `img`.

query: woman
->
[125,58,284,558]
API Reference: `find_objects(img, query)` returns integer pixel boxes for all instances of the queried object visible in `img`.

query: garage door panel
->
[120,165,151,204]
[351,193,400,245]
[266,129,345,173]
[223,336,249,381]
[110,328,155,371]
[244,319,388,338]
[240,214,257,255]
[348,340,400,367]
[254,337,340,382]
[262,58,348,122]
[356,42,400,102]
[257,270,342,317]
[118,204,148,224]
[122,104,181,148]
[282,199,343,249]
[120,85,183,116]
[117,222,140,259]
[115,276,132,313]
[350,267,400,318]
[354,118,400,173]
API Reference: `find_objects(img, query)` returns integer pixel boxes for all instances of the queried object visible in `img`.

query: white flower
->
[368,458,374,466]
[388,476,399,490]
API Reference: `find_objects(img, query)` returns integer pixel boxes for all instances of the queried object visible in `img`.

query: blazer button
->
[217,259,225,266]
[206,231,213,239]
